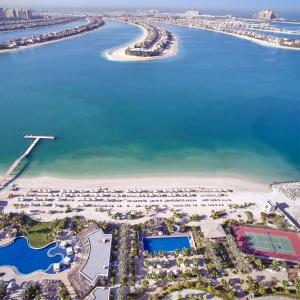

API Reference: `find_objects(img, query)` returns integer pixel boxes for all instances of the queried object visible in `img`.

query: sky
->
[1,0,300,15]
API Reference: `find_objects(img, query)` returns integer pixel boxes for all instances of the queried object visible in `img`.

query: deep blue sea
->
[0,21,299,181]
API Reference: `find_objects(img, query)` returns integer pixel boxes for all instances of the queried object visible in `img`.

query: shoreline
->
[104,21,178,62]
[9,174,271,192]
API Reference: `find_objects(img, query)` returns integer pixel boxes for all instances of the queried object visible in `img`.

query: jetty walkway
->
[0,135,55,189]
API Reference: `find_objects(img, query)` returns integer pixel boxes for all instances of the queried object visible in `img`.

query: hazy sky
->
[1,0,300,13]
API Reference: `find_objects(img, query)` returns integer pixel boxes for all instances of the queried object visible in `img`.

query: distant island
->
[0,17,105,52]
[0,16,80,32]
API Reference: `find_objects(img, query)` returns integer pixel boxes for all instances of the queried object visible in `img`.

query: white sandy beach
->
[0,174,281,222]
[13,174,269,191]
[104,22,178,62]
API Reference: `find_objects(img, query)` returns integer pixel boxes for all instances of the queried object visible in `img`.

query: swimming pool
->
[143,236,191,253]
[0,237,65,275]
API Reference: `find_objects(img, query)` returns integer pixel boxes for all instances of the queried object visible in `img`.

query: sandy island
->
[0,20,104,55]
[104,22,178,62]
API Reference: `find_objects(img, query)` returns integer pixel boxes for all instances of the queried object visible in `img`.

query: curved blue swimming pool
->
[143,236,191,253]
[0,237,65,275]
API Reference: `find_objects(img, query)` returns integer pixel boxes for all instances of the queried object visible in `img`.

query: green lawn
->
[26,222,55,248]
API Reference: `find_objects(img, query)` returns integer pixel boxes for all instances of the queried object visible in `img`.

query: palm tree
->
[270,259,279,270]
[246,276,255,292]
[258,285,266,296]
[255,258,264,271]
[294,278,300,296]
[182,247,189,256]
[281,280,289,293]
[141,279,149,290]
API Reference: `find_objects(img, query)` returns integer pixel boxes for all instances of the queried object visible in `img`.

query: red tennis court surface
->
[233,226,300,262]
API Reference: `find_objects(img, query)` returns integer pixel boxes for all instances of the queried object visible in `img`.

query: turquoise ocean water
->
[0,21,299,181]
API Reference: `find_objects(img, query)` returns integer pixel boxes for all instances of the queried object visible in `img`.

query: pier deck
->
[0,135,55,189]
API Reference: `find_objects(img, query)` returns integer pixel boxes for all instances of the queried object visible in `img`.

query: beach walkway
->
[0,135,55,189]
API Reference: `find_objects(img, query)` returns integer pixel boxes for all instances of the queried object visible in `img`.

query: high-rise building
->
[0,8,5,19]
[1,8,33,20]
[184,10,201,18]
[3,8,19,19]
[16,9,28,20]
[253,9,278,20]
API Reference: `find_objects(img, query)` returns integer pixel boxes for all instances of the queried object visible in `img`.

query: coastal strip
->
[0,16,105,53]
[189,25,300,51]
[105,18,177,62]
[0,16,80,32]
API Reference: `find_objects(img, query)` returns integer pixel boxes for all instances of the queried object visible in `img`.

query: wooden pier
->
[0,135,55,189]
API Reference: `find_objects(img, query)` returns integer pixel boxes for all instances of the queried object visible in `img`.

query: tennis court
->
[246,232,295,254]
[233,226,300,262]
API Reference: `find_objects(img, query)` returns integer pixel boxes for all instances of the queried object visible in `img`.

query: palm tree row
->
[203,240,223,274]
[226,234,252,273]
[118,225,130,286]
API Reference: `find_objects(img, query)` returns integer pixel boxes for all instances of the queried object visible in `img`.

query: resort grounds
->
[0,175,300,299]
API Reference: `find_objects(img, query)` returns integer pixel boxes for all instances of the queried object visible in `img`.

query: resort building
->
[201,222,226,240]
[0,8,4,19]
[90,287,110,300]
[264,200,277,214]
[80,229,112,286]
[253,9,278,20]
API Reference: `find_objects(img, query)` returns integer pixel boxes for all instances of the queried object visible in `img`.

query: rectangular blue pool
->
[143,236,191,253]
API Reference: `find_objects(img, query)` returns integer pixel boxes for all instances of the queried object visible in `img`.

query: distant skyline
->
[1,0,300,14]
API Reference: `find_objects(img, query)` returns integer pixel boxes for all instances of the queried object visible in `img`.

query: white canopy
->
[201,222,226,239]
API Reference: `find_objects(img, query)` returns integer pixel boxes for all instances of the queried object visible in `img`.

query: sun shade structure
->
[201,222,226,239]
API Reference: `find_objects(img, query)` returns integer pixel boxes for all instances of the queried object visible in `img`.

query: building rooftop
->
[91,287,110,300]
[201,222,226,239]
[80,229,112,284]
